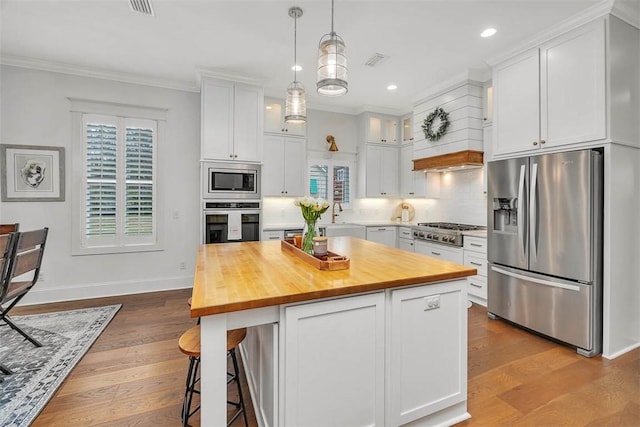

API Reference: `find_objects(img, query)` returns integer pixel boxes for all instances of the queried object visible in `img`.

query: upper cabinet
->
[262,135,306,197]
[264,97,306,137]
[400,143,425,197]
[401,114,414,142]
[201,78,264,162]
[359,144,399,197]
[362,112,399,144]
[493,19,606,156]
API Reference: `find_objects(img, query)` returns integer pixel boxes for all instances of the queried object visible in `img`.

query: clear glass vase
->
[302,219,318,254]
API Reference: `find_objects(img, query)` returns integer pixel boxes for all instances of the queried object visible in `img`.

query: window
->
[309,160,353,208]
[71,100,165,255]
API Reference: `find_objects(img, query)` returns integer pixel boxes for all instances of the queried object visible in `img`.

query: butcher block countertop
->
[191,236,476,318]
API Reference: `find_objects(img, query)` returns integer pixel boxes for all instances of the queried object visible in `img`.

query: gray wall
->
[0,65,201,304]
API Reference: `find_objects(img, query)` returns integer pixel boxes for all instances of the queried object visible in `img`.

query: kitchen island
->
[191,237,476,426]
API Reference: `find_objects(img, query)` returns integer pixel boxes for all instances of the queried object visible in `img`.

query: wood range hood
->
[412,150,484,171]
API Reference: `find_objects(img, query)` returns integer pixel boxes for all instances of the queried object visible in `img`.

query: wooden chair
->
[0,227,49,347]
[0,231,18,377]
[0,223,19,234]
[178,325,249,427]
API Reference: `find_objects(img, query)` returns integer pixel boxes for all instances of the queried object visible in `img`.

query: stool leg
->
[182,356,201,427]
[229,348,249,427]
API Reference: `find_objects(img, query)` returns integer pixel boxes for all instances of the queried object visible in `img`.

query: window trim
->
[70,99,166,256]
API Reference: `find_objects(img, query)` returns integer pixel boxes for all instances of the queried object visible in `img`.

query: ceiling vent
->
[364,53,389,67]
[129,0,154,16]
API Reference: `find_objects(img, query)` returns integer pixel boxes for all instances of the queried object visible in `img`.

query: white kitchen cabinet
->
[264,97,306,137]
[401,114,414,143]
[414,240,463,264]
[360,144,399,197]
[493,19,605,156]
[366,226,397,248]
[463,235,488,306]
[261,229,284,241]
[400,143,427,197]
[201,78,263,162]
[262,135,306,197]
[398,227,415,252]
[389,281,467,425]
[363,112,399,144]
[283,292,385,427]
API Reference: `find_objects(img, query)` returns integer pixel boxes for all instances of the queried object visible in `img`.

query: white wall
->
[0,65,201,304]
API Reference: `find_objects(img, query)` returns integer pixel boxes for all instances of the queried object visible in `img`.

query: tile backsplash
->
[263,167,487,227]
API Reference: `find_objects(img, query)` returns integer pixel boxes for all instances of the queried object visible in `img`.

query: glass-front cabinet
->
[264,97,306,137]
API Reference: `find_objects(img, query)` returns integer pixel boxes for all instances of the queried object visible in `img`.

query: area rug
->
[0,304,121,427]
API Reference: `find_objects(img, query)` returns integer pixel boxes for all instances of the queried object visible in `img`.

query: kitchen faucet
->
[331,202,343,223]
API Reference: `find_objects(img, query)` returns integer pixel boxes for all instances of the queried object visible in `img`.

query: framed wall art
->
[1,144,65,202]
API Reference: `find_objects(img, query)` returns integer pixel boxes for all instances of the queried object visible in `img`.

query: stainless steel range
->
[413,222,485,247]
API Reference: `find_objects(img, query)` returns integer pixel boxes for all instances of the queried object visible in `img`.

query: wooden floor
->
[8,289,640,426]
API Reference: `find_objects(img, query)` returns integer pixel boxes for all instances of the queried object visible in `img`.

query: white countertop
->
[461,229,487,238]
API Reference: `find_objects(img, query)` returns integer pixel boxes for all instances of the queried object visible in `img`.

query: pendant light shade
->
[317,0,347,96]
[285,7,306,123]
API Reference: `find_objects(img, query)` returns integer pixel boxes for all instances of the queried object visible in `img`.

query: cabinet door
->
[366,227,397,248]
[365,145,384,196]
[398,238,415,252]
[541,20,606,147]
[283,293,385,427]
[493,49,541,156]
[283,138,306,196]
[367,115,384,143]
[389,281,467,425]
[202,79,234,160]
[233,83,263,162]
[384,117,399,143]
[264,98,285,134]
[262,135,285,196]
[380,146,399,196]
[402,115,414,142]
[400,144,426,197]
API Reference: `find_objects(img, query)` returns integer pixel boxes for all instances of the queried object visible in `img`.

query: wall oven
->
[202,162,261,199]
[203,201,261,244]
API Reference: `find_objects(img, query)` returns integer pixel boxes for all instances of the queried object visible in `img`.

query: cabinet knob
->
[533,141,538,146]
[540,140,546,145]
[234,154,238,158]
[229,154,234,158]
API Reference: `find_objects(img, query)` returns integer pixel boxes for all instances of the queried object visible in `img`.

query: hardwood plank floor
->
[8,290,640,426]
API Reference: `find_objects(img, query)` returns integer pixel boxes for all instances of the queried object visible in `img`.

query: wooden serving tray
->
[281,239,350,271]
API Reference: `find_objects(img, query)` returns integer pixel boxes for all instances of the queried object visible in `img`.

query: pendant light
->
[316,0,347,96]
[285,7,306,124]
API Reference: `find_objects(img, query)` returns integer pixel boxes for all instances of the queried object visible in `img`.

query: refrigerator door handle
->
[491,266,581,292]
[517,164,526,260]
[530,162,539,262]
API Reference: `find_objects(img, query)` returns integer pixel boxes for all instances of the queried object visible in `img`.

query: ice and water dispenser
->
[492,197,518,234]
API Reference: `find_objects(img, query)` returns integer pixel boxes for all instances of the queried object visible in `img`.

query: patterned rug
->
[0,305,121,427]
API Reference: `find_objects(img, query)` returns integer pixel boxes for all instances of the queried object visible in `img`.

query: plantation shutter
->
[333,165,350,204]
[309,164,329,199]
[125,123,154,236]
[85,119,118,237]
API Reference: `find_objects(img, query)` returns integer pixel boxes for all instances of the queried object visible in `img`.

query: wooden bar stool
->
[178,325,249,427]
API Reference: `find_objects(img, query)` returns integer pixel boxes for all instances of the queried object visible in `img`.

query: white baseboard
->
[18,275,194,306]
[603,341,640,360]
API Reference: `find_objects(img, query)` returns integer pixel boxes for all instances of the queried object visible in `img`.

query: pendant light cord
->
[330,0,335,35]
[294,10,298,82]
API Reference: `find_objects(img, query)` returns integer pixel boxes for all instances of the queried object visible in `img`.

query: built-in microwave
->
[202,162,261,199]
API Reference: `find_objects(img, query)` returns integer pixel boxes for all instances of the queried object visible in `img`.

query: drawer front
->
[414,241,463,264]
[262,230,284,241]
[467,275,487,299]
[463,252,487,276]
[463,236,487,253]
[398,227,413,239]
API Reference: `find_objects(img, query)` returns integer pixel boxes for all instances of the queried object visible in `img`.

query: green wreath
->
[422,107,450,142]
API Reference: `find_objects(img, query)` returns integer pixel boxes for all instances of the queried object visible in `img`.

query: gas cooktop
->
[413,223,485,247]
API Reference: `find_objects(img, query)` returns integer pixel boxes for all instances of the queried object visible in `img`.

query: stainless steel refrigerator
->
[487,149,603,357]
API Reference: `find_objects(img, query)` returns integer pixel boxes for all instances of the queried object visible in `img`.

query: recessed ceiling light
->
[291,64,302,71]
[481,28,497,38]
[387,84,398,91]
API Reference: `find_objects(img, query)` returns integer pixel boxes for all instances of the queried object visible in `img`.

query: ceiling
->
[0,0,604,115]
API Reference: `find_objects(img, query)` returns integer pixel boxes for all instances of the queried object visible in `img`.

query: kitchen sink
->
[320,224,366,239]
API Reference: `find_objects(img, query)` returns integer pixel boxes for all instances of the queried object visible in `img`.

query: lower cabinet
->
[366,226,398,248]
[414,240,463,264]
[283,292,386,426]
[389,282,467,425]
[463,236,488,306]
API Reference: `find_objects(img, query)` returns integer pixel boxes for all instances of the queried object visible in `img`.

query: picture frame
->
[1,144,65,202]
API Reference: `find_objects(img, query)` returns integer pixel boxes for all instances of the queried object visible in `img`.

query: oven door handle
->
[203,210,261,215]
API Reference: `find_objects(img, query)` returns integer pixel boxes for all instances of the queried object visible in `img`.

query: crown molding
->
[411,72,484,107]
[486,0,615,66]
[612,0,640,28]
[0,54,199,92]
[195,68,265,87]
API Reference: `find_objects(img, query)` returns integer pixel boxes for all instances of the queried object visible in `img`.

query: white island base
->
[199,279,469,426]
